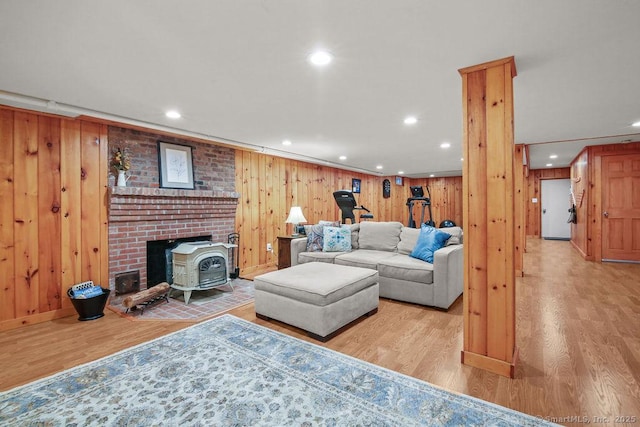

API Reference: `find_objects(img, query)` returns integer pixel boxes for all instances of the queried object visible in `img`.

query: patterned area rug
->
[108,278,254,321]
[0,315,552,426]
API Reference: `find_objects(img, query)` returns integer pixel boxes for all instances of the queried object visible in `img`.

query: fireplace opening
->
[146,235,211,287]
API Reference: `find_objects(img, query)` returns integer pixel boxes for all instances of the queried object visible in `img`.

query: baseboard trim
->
[0,307,77,332]
[461,347,518,378]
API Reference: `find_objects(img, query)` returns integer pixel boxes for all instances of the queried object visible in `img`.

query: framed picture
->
[352,178,361,194]
[395,176,404,186]
[158,141,195,189]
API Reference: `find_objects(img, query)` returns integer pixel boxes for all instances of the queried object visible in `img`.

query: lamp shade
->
[285,206,307,224]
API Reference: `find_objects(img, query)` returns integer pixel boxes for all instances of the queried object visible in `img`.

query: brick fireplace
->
[106,126,239,292]
[108,187,239,291]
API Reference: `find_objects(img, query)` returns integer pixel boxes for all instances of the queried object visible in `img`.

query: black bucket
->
[67,288,111,321]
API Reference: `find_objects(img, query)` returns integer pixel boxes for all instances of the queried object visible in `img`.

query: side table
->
[277,236,297,269]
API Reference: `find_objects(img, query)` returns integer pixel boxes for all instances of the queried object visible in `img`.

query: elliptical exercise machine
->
[407,185,435,228]
[333,190,374,224]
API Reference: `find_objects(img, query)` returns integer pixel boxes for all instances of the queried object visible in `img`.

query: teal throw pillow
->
[409,224,451,263]
[323,226,352,252]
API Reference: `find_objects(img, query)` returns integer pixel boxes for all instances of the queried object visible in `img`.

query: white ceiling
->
[1,1,639,177]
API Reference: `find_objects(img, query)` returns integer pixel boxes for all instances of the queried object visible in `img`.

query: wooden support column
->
[514,144,525,277]
[459,56,517,377]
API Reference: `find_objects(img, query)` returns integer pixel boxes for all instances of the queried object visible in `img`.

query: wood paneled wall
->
[0,107,109,331]
[234,150,462,275]
[570,150,590,257]
[12,102,629,332]
[525,167,571,236]
[408,177,463,227]
[572,141,640,261]
[0,104,466,327]
[527,142,640,259]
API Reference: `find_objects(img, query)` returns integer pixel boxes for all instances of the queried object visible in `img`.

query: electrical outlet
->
[266,243,272,252]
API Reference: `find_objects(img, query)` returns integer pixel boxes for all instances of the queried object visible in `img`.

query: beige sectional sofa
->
[290,221,463,310]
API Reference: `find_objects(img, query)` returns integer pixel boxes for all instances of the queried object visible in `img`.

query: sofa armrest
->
[432,244,464,309]
[290,237,308,266]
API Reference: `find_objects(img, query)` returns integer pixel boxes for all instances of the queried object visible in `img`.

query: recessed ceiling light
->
[282,139,292,146]
[376,165,383,169]
[403,116,417,125]
[398,171,404,175]
[549,154,558,159]
[632,121,640,127]
[546,163,553,167]
[308,50,332,66]
[429,174,435,177]
[440,142,451,149]
[339,155,347,160]
[165,110,181,119]
[461,157,464,161]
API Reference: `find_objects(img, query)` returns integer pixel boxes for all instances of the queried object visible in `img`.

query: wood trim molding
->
[461,347,519,378]
[0,307,77,332]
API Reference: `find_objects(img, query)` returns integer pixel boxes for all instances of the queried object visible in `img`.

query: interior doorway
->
[541,178,572,240]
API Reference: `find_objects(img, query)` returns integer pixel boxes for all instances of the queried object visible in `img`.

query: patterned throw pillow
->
[322,226,352,252]
[305,221,340,252]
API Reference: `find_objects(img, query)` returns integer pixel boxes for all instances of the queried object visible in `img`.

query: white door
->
[541,178,572,240]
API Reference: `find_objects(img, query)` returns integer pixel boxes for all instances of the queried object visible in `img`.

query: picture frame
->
[395,176,404,186]
[158,141,195,189]
[352,178,361,194]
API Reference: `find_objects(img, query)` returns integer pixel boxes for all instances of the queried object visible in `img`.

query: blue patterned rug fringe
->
[0,314,555,426]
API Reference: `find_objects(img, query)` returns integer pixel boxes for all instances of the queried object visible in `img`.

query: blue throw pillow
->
[409,224,451,263]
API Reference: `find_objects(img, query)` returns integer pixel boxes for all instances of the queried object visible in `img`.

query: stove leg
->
[183,290,192,305]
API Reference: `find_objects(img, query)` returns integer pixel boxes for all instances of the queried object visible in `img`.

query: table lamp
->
[285,206,307,237]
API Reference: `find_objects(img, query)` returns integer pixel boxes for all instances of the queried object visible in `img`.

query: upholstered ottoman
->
[254,262,379,341]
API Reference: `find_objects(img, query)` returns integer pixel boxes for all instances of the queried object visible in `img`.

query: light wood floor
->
[1,239,639,425]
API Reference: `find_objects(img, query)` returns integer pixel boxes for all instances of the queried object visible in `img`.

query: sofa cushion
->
[349,223,360,249]
[298,251,344,264]
[377,254,434,284]
[410,225,451,263]
[323,226,352,252]
[439,226,463,246]
[357,221,403,252]
[397,227,420,255]
[335,249,397,270]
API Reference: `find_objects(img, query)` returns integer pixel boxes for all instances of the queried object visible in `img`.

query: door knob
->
[603,211,609,218]
[542,209,546,214]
